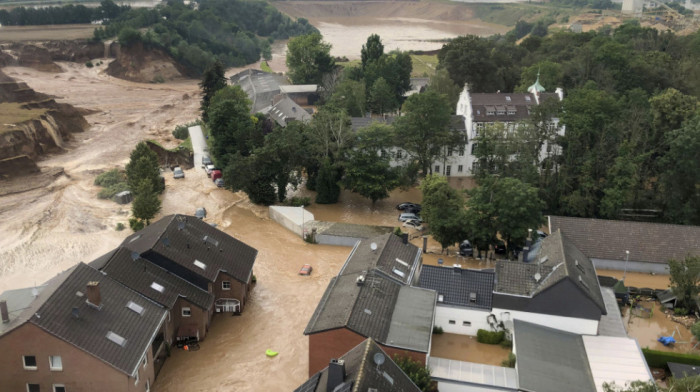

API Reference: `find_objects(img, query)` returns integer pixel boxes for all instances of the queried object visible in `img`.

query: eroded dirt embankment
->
[106,41,190,83]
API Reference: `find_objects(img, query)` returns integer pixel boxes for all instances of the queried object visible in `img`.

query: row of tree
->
[437,22,700,225]
[125,142,163,230]
[0,0,127,26]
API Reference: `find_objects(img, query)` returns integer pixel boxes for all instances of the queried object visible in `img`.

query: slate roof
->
[514,319,597,392]
[92,246,214,311]
[339,233,421,285]
[122,214,258,284]
[549,215,700,264]
[231,69,290,113]
[294,338,421,392]
[669,362,700,379]
[350,116,395,131]
[597,287,627,337]
[30,263,167,376]
[418,265,494,310]
[260,95,311,127]
[470,92,560,123]
[304,270,435,352]
[494,229,606,313]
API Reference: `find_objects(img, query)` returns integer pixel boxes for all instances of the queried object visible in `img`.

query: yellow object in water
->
[266,349,278,357]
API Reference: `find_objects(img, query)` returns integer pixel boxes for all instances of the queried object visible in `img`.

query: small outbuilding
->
[113,190,132,204]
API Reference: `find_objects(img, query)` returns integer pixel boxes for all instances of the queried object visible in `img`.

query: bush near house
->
[477,329,505,345]
[642,348,700,369]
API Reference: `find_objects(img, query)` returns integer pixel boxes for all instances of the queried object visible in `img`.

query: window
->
[222,281,231,290]
[142,355,147,368]
[486,110,494,116]
[447,147,453,156]
[182,307,191,317]
[435,165,440,174]
[23,355,37,370]
[525,96,531,102]
[106,331,127,347]
[471,143,478,154]
[458,146,465,156]
[505,96,511,102]
[53,385,66,392]
[49,355,62,371]
[150,282,165,293]
[448,320,456,325]
[27,384,40,392]
[396,150,403,159]
[463,321,472,327]
[497,108,505,115]
[135,370,139,385]
[446,165,451,176]
[458,165,463,173]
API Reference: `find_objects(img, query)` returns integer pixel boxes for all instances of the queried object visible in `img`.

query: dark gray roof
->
[93,246,214,311]
[471,92,560,123]
[495,230,606,313]
[304,270,435,352]
[418,265,494,310]
[657,289,677,304]
[294,338,421,392]
[350,116,395,131]
[549,215,700,264]
[669,362,700,379]
[231,69,290,113]
[122,215,257,284]
[31,263,167,376]
[261,95,311,127]
[514,320,596,392]
[339,233,421,285]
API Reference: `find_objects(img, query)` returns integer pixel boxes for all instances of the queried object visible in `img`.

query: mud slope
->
[0,40,105,72]
[106,42,189,83]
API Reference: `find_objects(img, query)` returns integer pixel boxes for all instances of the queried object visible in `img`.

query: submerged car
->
[459,240,474,257]
[195,207,207,219]
[396,202,421,212]
[398,213,421,223]
[173,167,184,179]
[403,219,423,231]
[299,264,313,276]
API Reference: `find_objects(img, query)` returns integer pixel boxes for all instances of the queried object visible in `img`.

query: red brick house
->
[0,263,167,392]
[121,214,258,314]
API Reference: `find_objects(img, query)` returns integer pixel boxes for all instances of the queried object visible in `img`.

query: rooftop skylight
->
[395,258,409,267]
[193,260,206,270]
[126,301,145,315]
[150,282,165,293]
[392,268,406,279]
[106,331,126,347]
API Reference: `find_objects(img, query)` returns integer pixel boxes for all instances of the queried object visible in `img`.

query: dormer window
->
[525,96,531,102]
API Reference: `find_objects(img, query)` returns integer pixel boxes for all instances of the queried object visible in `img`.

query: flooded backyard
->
[431,332,511,366]
[624,300,700,354]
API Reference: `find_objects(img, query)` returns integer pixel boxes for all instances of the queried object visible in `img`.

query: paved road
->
[188,125,207,168]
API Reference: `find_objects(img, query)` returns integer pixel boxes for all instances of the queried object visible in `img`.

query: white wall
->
[493,307,599,336]
[434,305,491,336]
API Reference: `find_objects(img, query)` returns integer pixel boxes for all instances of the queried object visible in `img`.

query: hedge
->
[477,329,505,345]
[642,348,700,369]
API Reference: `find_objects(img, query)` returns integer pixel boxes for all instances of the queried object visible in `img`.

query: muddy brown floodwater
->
[431,333,511,366]
[624,301,700,354]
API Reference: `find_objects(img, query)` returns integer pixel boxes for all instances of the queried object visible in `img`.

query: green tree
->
[327,78,366,117]
[659,115,700,225]
[393,355,435,392]
[315,158,341,204]
[286,32,335,84]
[368,77,396,115]
[342,123,399,203]
[125,142,162,195]
[207,86,256,169]
[131,179,161,226]
[306,106,353,162]
[420,175,467,253]
[426,68,461,113]
[260,122,306,202]
[668,256,700,311]
[199,60,227,120]
[393,91,460,176]
[118,27,141,46]
[361,34,384,69]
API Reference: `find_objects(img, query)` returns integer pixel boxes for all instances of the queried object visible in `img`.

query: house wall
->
[433,305,491,336]
[591,258,670,275]
[0,323,153,392]
[378,344,427,367]
[308,328,366,376]
[212,272,249,311]
[269,206,312,238]
[172,297,209,341]
[492,307,599,336]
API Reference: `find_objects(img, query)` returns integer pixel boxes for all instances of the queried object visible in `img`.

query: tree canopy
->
[286,33,335,84]
[420,175,467,252]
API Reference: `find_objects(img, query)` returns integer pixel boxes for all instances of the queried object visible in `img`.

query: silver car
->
[173,167,184,179]
[398,212,421,222]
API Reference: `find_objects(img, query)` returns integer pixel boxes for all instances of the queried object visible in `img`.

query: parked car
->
[299,264,313,276]
[214,178,224,188]
[195,207,207,219]
[459,240,473,257]
[202,155,212,166]
[173,167,184,179]
[211,170,222,182]
[398,213,421,223]
[205,164,215,176]
[396,202,421,211]
[403,219,423,231]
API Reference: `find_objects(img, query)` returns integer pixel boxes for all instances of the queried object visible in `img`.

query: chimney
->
[86,281,102,308]
[522,229,533,263]
[453,264,462,274]
[1,300,9,323]
[327,359,346,392]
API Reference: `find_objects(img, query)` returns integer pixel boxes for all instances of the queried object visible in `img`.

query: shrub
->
[477,329,505,345]
[85,60,94,68]
[252,274,257,283]
[115,223,125,231]
[500,338,513,349]
[393,227,404,236]
[152,74,165,84]
[288,196,311,207]
[501,353,516,368]
[642,348,700,369]
[432,326,444,334]
[95,169,127,187]
[129,217,145,232]
[99,182,130,199]
[675,307,689,316]
[172,125,189,140]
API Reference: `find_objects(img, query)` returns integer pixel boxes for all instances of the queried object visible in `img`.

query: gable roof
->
[231,69,289,113]
[339,233,421,285]
[295,338,421,392]
[470,92,560,123]
[121,215,258,284]
[495,230,606,314]
[418,265,494,310]
[30,263,167,376]
[91,247,214,311]
[304,270,435,353]
[548,215,700,264]
[260,95,311,127]
[514,319,597,392]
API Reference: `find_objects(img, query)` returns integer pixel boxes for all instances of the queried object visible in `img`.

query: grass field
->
[0,24,96,42]
[474,3,580,26]
[0,103,47,133]
[337,54,438,78]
